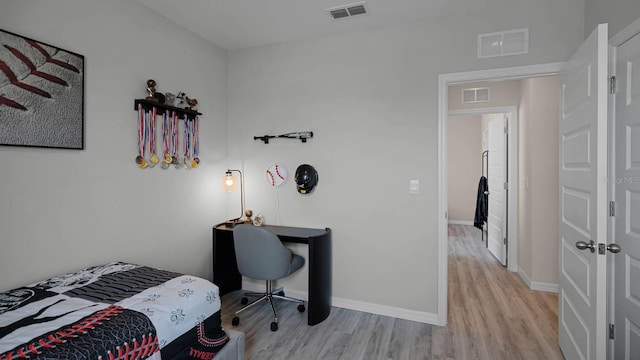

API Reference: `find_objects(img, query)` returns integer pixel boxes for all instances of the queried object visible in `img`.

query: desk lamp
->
[222,169,245,226]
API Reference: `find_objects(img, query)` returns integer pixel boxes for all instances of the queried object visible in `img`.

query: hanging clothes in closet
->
[474,150,489,231]
[474,175,488,230]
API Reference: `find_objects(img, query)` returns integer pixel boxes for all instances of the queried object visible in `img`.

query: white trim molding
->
[517,267,559,293]
[241,281,439,325]
[331,297,439,325]
[448,220,474,226]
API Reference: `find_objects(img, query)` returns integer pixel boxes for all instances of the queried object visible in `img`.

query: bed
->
[0,262,244,360]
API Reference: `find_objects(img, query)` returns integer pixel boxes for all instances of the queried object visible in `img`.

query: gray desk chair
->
[231,224,306,331]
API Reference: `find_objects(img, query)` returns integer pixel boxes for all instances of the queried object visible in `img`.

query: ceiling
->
[136,0,483,51]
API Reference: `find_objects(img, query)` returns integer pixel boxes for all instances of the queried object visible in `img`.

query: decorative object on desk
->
[0,28,84,150]
[146,79,158,102]
[265,163,287,187]
[295,164,319,194]
[254,131,313,144]
[253,213,265,227]
[222,169,246,226]
[244,209,253,224]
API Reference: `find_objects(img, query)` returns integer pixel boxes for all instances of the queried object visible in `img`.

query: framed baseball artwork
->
[0,29,84,149]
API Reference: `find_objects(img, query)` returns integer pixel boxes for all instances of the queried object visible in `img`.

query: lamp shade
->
[222,174,238,192]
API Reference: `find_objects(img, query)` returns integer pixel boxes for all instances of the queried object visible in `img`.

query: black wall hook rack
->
[254,131,313,144]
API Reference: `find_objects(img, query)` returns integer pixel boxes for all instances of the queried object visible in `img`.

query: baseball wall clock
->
[265,163,287,187]
[0,29,85,149]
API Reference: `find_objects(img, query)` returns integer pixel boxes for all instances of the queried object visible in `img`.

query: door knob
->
[607,243,621,254]
[576,240,596,253]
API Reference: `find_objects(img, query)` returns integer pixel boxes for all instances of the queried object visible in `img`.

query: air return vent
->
[462,88,490,103]
[477,28,529,59]
[327,2,369,20]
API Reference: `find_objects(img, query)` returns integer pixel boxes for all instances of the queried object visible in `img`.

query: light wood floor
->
[220,224,564,359]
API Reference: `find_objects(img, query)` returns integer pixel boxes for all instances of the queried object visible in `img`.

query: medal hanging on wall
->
[161,110,171,169]
[172,111,181,168]
[183,115,192,169]
[191,116,200,168]
[148,106,159,168]
[136,103,148,169]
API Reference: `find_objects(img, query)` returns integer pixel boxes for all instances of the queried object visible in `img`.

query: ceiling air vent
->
[326,2,369,20]
[477,28,529,59]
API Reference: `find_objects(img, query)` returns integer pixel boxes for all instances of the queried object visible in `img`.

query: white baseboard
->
[241,281,439,325]
[517,267,559,293]
[448,220,474,226]
[331,297,439,325]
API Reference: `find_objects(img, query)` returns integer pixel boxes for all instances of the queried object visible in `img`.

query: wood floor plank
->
[219,224,564,359]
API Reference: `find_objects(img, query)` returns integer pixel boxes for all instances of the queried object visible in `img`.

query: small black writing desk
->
[212,224,332,325]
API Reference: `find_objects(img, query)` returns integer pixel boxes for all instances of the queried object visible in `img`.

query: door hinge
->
[610,201,615,217]
[610,76,617,94]
[609,323,615,339]
[504,126,508,134]
[504,182,508,190]
[504,237,507,245]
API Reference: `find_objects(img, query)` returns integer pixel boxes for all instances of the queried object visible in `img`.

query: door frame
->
[448,106,518,270]
[437,62,565,325]
[607,16,640,359]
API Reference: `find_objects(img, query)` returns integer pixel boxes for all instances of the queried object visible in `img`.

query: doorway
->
[436,62,565,325]
[447,108,514,267]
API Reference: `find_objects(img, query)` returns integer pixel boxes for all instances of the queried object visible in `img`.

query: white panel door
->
[488,114,507,265]
[614,30,640,360]
[558,23,608,360]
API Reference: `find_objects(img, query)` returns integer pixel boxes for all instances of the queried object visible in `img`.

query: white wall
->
[0,0,228,291]
[227,0,584,317]
[448,115,482,223]
[518,76,560,287]
[0,0,582,319]
[585,0,640,38]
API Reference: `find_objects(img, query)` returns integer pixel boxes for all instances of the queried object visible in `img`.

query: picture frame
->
[0,28,85,150]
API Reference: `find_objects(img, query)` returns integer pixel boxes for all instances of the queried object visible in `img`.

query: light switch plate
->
[409,180,419,194]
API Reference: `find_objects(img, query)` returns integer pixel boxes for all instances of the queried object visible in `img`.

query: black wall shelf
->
[134,99,201,120]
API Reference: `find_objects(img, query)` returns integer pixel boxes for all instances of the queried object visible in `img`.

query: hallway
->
[446,224,564,359]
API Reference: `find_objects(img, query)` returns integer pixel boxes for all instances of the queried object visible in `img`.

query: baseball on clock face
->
[265,163,287,187]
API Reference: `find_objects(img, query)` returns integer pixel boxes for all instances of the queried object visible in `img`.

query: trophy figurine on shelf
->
[176,92,187,108]
[186,97,198,111]
[145,79,165,104]
[146,79,158,102]
[165,92,175,107]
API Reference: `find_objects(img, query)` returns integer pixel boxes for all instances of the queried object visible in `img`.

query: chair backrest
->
[233,225,293,281]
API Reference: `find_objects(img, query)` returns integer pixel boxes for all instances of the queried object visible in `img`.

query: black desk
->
[212,224,332,325]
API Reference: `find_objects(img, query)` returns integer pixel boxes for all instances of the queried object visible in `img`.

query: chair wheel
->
[232,316,240,326]
[271,322,278,331]
[240,297,248,305]
[298,304,306,312]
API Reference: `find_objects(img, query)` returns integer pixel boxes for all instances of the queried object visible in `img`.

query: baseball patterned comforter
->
[0,262,228,359]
